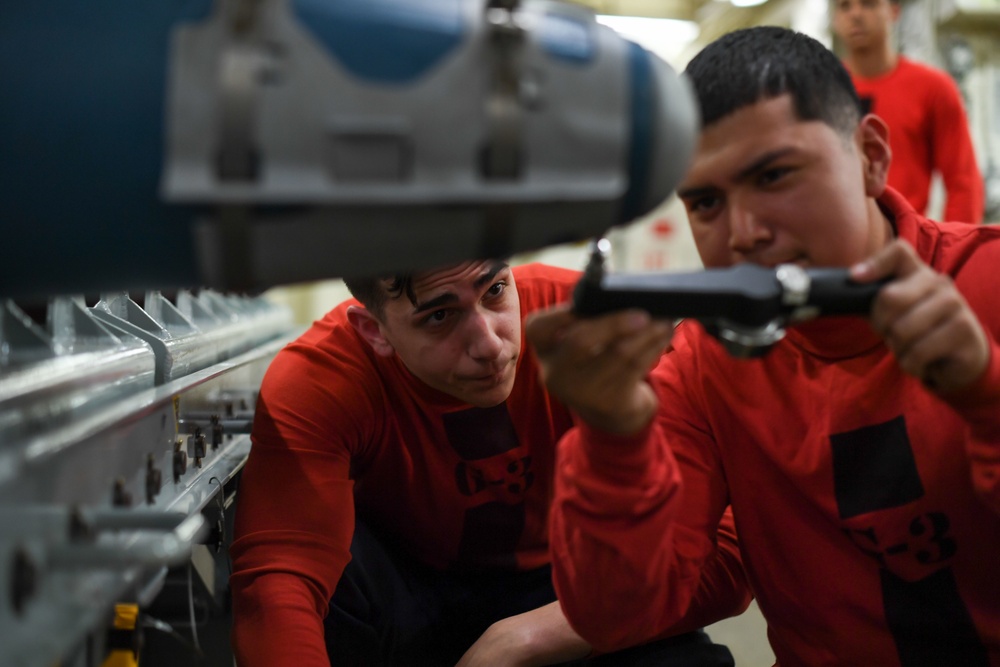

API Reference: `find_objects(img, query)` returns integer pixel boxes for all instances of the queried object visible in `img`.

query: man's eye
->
[759,167,790,186]
[425,310,449,325]
[688,196,720,214]
[487,281,506,297]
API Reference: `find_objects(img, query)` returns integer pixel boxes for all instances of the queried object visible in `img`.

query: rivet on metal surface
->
[211,415,223,450]
[146,454,163,505]
[193,429,207,468]
[173,439,188,483]
[10,548,37,616]
[68,507,94,542]
[112,477,133,508]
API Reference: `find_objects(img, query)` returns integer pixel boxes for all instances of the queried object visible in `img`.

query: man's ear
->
[857,114,891,197]
[347,305,396,358]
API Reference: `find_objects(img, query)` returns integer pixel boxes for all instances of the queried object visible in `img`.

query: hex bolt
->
[145,454,163,505]
[173,439,188,483]
[193,429,207,468]
[10,548,38,616]
[112,477,133,508]
[68,507,94,542]
[211,414,223,450]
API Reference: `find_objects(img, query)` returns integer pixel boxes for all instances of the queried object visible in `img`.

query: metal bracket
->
[482,0,526,180]
[216,0,267,181]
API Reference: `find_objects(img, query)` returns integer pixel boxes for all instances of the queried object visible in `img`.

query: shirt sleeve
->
[943,242,1000,515]
[932,74,984,224]
[230,346,366,666]
[550,339,745,652]
[945,338,1000,516]
[662,507,751,636]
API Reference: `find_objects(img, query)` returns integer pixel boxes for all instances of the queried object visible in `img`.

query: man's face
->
[677,95,885,270]
[832,0,898,52]
[376,260,521,408]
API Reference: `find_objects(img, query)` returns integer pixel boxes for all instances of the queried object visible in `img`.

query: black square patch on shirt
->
[831,416,924,520]
[443,403,520,461]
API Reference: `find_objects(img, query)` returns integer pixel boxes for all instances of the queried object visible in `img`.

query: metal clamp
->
[482,0,526,179]
[713,319,787,359]
[775,264,810,306]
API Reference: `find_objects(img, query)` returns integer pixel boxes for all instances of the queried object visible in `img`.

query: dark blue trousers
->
[324,521,735,667]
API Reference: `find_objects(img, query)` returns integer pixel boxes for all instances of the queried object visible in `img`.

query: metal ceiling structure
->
[570,0,806,64]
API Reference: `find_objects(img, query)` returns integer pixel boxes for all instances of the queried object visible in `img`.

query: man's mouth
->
[746,255,809,270]
[466,359,514,384]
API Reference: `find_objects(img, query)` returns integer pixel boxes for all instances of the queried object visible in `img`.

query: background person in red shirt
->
[831,0,984,223]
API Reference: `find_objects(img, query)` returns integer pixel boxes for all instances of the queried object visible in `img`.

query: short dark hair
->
[344,259,511,319]
[684,27,863,138]
[343,272,417,320]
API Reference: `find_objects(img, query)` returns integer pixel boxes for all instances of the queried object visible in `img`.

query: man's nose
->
[728,203,771,254]
[466,311,505,361]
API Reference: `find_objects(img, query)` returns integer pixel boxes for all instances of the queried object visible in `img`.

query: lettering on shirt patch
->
[455,456,534,498]
[443,404,530,568]
[830,415,987,664]
[443,403,534,502]
[845,512,956,571]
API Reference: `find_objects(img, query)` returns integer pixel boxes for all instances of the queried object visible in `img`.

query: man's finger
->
[525,305,577,354]
[556,310,653,359]
[869,269,950,337]
[850,238,922,283]
[611,321,675,368]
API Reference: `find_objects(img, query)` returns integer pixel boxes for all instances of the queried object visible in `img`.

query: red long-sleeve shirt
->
[850,57,983,224]
[552,188,1000,665]
[231,263,749,666]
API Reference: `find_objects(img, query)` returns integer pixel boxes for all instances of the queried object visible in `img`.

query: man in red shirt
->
[230,259,749,665]
[832,0,984,223]
[531,26,1000,665]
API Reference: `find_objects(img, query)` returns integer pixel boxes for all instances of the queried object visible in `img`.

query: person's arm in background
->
[933,73,984,224]
[230,348,364,666]
[527,308,745,654]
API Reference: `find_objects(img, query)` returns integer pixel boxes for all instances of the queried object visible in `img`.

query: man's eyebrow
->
[733,148,796,181]
[677,185,716,201]
[678,148,797,200]
[413,292,458,315]
[473,261,509,289]
[412,262,509,315]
